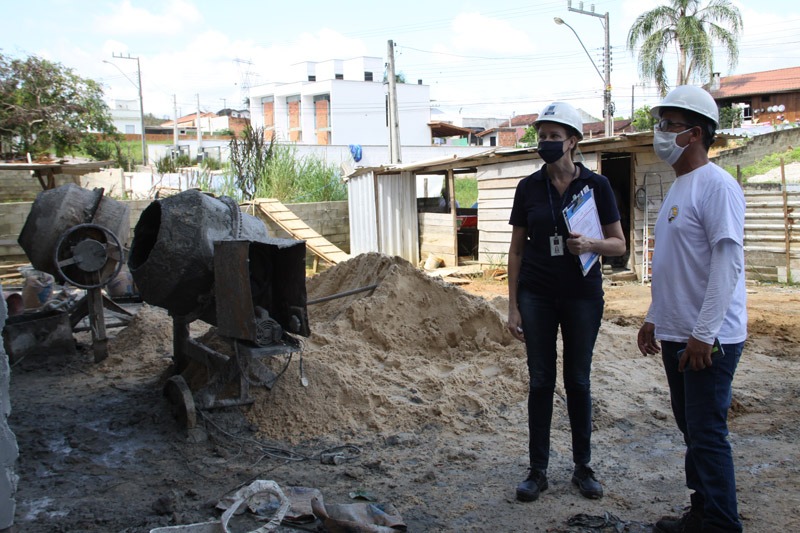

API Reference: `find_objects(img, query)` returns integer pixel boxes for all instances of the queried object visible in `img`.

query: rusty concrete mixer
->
[127,189,310,431]
[16,183,134,362]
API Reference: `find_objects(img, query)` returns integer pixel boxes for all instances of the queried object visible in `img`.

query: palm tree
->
[627,0,742,96]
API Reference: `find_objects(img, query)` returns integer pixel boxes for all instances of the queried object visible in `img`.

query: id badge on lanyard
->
[550,231,564,256]
[546,179,565,257]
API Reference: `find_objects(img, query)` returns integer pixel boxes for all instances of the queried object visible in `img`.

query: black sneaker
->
[571,464,603,499]
[516,468,548,502]
[654,509,703,533]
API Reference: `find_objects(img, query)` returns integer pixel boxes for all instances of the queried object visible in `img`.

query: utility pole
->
[110,53,148,165]
[567,2,613,137]
[172,94,178,148]
[386,40,401,164]
[196,94,203,162]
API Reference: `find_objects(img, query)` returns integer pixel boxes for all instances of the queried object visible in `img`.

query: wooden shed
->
[345,132,799,282]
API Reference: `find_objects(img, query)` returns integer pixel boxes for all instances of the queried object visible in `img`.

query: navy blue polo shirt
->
[509,163,620,299]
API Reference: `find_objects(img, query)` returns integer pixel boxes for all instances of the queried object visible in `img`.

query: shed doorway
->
[600,152,633,270]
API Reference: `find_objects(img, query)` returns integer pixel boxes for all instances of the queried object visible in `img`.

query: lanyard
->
[546,177,569,235]
[545,165,582,234]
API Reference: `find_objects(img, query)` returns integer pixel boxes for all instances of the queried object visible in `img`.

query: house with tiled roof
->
[708,66,800,125]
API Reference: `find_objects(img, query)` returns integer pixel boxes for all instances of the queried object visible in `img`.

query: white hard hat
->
[534,101,583,139]
[651,85,719,128]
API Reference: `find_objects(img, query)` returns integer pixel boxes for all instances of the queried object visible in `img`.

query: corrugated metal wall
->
[347,170,419,265]
[348,172,379,256]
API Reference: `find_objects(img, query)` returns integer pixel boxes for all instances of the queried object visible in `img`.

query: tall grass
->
[455,177,478,208]
[250,143,346,203]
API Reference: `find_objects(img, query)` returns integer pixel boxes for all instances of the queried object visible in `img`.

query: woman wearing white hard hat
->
[507,101,626,502]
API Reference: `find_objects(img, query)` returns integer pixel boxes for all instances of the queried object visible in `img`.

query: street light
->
[554,8,613,137]
[103,56,147,166]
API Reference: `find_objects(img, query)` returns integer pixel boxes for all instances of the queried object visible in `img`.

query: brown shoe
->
[654,508,703,533]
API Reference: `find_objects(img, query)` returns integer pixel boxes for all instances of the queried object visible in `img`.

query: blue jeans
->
[661,340,744,532]
[517,285,604,471]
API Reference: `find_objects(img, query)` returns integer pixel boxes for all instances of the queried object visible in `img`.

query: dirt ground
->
[5,254,800,532]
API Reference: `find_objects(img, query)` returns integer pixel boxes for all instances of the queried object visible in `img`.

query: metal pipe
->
[307,284,379,305]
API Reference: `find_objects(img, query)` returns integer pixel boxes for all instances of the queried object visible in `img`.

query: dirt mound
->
[245,253,527,443]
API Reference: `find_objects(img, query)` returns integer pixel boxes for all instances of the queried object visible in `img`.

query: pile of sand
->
[246,253,528,443]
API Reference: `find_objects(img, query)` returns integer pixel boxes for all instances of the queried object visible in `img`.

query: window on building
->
[308,75,316,82]
[335,74,343,80]
[762,95,771,103]
[364,71,373,82]
[490,136,496,147]
[125,125,135,134]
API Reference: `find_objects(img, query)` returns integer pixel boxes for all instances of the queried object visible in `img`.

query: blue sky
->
[2,0,800,122]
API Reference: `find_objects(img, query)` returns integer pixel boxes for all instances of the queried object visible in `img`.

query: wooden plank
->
[249,199,350,265]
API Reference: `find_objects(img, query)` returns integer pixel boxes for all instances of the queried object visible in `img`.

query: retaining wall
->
[0,197,349,269]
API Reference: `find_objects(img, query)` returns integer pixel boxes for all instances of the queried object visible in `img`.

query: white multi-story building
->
[108,99,141,134]
[249,57,431,146]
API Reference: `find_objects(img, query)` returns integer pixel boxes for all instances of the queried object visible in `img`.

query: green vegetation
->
[719,106,743,129]
[632,105,658,132]
[0,51,117,157]
[724,146,800,182]
[80,135,133,170]
[627,0,742,96]
[228,126,346,203]
[519,126,538,146]
[201,157,222,171]
[154,153,192,173]
[455,177,478,208]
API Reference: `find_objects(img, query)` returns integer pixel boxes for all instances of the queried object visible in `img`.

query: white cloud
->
[93,0,202,36]
[450,12,536,55]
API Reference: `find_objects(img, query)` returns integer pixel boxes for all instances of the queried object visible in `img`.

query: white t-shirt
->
[649,162,747,344]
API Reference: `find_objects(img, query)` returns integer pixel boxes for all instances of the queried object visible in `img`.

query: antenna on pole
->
[234,58,255,108]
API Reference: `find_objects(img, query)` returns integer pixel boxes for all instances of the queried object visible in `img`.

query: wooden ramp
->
[248,199,350,266]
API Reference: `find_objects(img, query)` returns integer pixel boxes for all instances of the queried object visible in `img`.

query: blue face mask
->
[538,140,567,164]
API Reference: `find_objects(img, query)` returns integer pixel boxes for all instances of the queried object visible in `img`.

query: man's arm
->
[680,238,743,371]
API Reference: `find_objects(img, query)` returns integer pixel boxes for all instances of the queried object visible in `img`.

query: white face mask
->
[653,128,692,165]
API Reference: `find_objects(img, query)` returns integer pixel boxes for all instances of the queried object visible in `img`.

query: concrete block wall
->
[0,288,19,529]
[0,202,34,264]
[712,127,800,170]
[251,200,350,255]
[0,170,77,203]
[0,198,350,266]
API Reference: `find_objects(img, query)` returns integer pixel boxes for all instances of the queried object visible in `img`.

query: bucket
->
[21,270,54,310]
[18,183,130,278]
[423,253,443,270]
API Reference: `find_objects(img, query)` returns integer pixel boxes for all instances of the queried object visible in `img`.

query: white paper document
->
[562,187,603,276]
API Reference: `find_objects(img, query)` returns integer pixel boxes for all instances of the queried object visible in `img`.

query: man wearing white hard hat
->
[508,101,626,503]
[637,85,747,533]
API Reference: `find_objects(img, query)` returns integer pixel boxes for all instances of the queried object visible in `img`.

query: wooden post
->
[736,164,742,188]
[780,158,792,284]
[87,287,108,362]
[448,169,457,266]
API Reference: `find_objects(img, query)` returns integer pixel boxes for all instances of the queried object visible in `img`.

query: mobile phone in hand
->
[677,338,724,358]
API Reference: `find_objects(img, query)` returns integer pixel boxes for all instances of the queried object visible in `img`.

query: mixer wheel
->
[53,223,124,289]
[164,375,197,429]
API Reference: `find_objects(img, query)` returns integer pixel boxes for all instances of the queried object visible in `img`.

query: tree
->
[0,51,117,157]
[519,125,538,146]
[632,105,658,132]
[719,105,743,129]
[143,112,167,127]
[626,0,742,96]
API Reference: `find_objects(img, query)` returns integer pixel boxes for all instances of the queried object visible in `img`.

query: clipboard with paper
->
[562,186,603,276]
